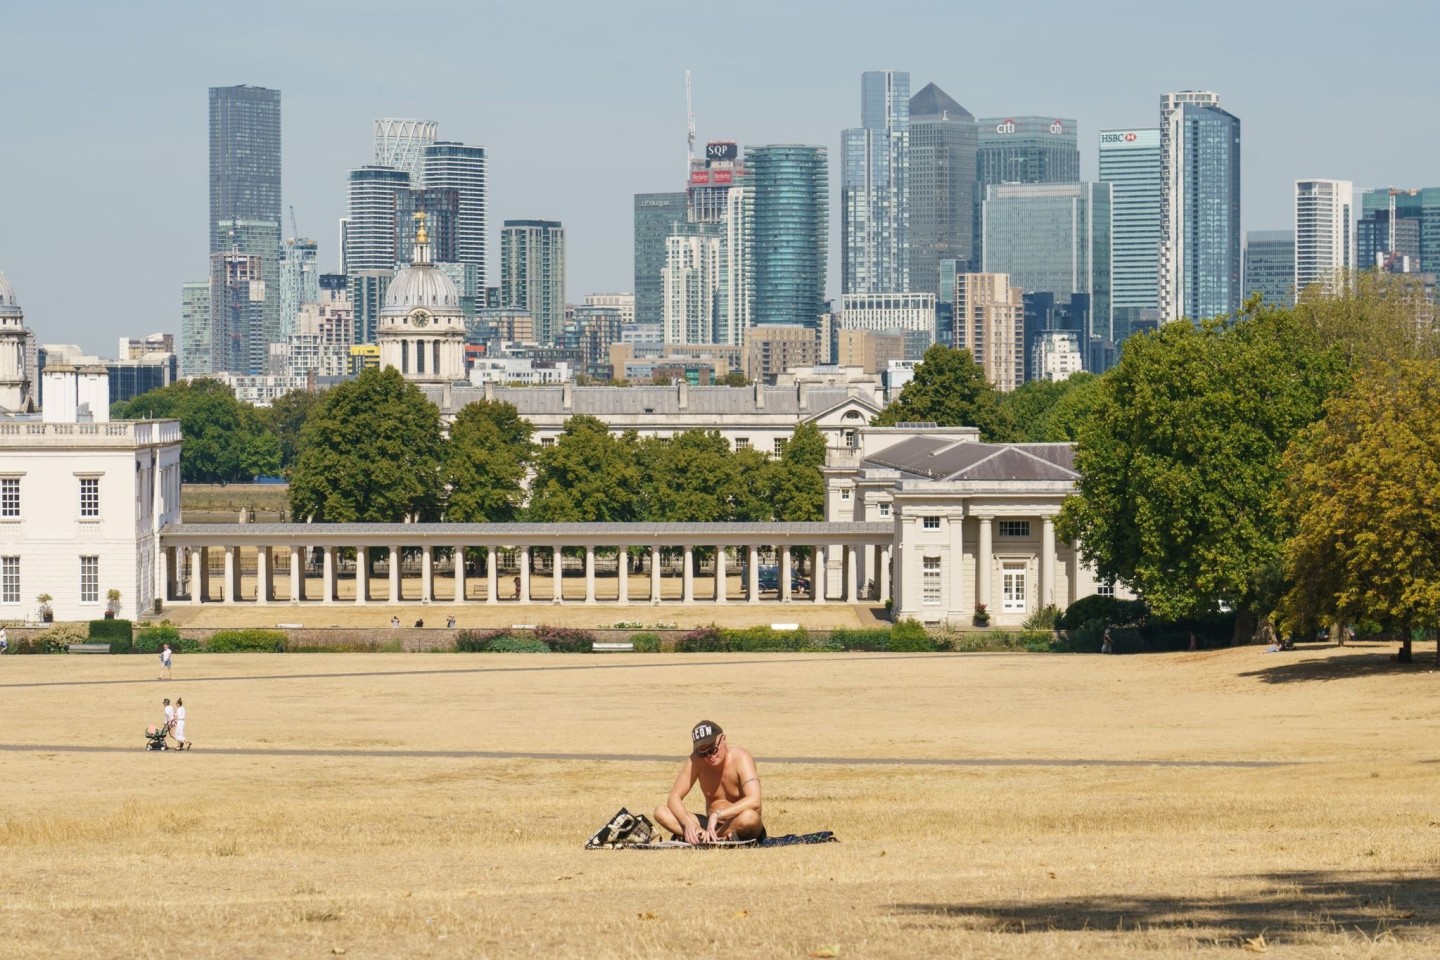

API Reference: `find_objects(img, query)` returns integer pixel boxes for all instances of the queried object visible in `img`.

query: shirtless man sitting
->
[653,720,765,843]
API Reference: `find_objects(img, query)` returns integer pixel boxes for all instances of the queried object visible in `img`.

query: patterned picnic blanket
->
[585,808,837,849]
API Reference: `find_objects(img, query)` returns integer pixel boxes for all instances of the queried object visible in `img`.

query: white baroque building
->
[378,214,467,382]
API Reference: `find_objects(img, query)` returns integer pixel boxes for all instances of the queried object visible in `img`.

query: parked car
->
[756,564,806,594]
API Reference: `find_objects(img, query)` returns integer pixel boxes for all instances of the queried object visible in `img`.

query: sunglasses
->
[695,742,720,758]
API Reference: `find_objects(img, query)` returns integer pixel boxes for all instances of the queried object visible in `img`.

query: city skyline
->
[3,0,1438,354]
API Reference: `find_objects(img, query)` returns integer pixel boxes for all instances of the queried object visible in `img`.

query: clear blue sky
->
[3,0,1437,355]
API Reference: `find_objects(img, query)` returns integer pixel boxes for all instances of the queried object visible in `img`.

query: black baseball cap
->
[691,720,723,751]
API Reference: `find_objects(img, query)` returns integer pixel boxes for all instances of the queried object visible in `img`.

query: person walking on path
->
[0,625,8,654]
[1101,628,1114,654]
[173,698,190,750]
[162,698,176,745]
[158,643,173,679]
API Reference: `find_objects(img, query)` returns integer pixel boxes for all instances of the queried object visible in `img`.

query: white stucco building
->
[378,214,467,383]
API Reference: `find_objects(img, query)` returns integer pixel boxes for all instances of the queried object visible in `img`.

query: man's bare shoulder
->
[727,745,758,767]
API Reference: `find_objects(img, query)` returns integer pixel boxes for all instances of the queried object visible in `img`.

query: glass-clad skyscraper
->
[501,220,566,344]
[974,116,1078,266]
[422,142,487,282]
[1159,92,1241,322]
[633,192,688,327]
[1242,230,1295,307]
[746,145,829,327]
[1099,128,1160,343]
[908,83,977,298]
[1354,187,1440,273]
[841,71,909,295]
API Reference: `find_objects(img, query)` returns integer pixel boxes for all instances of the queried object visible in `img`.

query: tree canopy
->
[288,367,446,522]
[872,344,1012,440]
[527,415,641,523]
[999,373,1103,443]
[442,399,534,523]
[112,378,276,483]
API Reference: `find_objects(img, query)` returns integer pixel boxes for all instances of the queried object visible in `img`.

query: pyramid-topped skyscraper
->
[908,82,978,298]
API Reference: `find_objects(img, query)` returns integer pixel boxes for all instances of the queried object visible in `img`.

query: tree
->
[1280,359,1440,660]
[442,400,533,523]
[761,422,827,523]
[288,367,445,522]
[872,344,1013,440]
[999,373,1102,442]
[1293,274,1440,367]
[1058,309,1346,630]
[258,388,328,477]
[527,415,640,522]
[638,430,750,523]
[113,378,271,482]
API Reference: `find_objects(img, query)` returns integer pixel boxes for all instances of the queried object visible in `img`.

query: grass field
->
[2,641,1438,958]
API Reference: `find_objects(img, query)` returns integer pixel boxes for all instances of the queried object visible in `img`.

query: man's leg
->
[652,805,686,839]
[716,809,764,841]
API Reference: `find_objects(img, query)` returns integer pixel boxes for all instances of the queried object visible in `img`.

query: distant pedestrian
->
[162,698,175,744]
[390,615,400,629]
[1101,627,1114,655]
[159,643,173,679]
[513,575,522,600]
[1188,631,1198,652]
[445,615,456,629]
[0,625,8,654]
[173,697,190,750]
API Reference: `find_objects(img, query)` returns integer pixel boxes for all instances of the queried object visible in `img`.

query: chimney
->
[483,380,495,401]
[754,381,765,410]
[677,379,688,411]
[798,381,810,412]
[562,380,574,411]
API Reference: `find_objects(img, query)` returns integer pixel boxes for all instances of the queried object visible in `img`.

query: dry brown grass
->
[2,642,1439,958]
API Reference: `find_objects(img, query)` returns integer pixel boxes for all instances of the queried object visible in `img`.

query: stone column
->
[747,545,759,604]
[845,544,859,602]
[454,547,467,603]
[1069,539,1081,608]
[879,545,892,604]
[552,545,563,603]
[421,545,434,603]
[322,546,335,603]
[256,546,271,603]
[617,548,629,603]
[486,548,498,605]
[977,517,993,615]
[813,545,825,603]
[355,548,368,603]
[159,548,172,604]
[585,546,596,604]
[682,545,694,603]
[290,546,304,602]
[519,546,531,602]
[714,546,727,602]
[650,545,661,604]
[781,546,792,603]
[195,547,208,602]
[1041,516,1056,609]
[388,546,401,603]
[223,547,237,603]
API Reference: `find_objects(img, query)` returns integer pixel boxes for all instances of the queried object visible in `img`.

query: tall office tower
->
[179,281,212,378]
[908,83,978,297]
[398,188,461,264]
[841,70,910,294]
[664,142,752,346]
[279,238,318,340]
[422,142,488,280]
[634,192,688,326]
[1355,187,1437,272]
[209,252,266,374]
[982,181,1111,371]
[209,86,281,363]
[974,116,1079,265]
[1099,128,1161,343]
[1294,179,1354,299]
[1159,91,1241,322]
[345,166,411,271]
[746,145,829,326]
[374,119,438,182]
[350,271,392,346]
[1242,230,1295,307]
[501,220,566,344]
[953,273,1024,392]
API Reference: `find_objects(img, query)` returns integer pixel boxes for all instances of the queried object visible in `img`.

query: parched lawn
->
[1,642,1437,958]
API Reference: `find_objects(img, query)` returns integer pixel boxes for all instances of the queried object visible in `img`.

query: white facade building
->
[468,358,573,385]
[377,214,467,383]
[584,293,635,327]
[1032,330,1084,382]
[1294,179,1354,299]
[838,292,937,340]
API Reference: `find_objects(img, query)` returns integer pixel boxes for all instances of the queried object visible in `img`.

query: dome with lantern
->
[382,213,461,316]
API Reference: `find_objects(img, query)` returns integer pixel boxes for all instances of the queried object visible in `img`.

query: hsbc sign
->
[1100,131,1142,144]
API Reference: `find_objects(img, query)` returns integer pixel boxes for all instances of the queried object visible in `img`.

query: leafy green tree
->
[288,367,445,522]
[442,400,533,522]
[1058,310,1346,631]
[258,388,328,477]
[1000,373,1102,442]
[760,422,827,522]
[872,344,1013,440]
[1294,273,1440,367]
[528,415,640,522]
[113,378,270,482]
[638,431,751,523]
[1280,359,1440,660]
[719,370,750,387]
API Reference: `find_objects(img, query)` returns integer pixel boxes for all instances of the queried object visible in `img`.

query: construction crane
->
[289,205,300,244]
[685,70,696,174]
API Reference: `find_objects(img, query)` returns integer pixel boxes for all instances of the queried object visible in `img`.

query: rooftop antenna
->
[685,69,696,173]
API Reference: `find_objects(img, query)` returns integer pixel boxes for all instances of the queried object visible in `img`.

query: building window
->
[80,556,99,603]
[773,438,786,456]
[844,429,857,448]
[1,556,17,604]
[1002,562,1027,613]
[998,520,1030,537]
[879,502,891,517]
[79,478,100,518]
[1098,580,1115,598]
[0,478,18,518]
[539,437,555,447]
[922,556,941,605]
[735,437,750,450]
[840,489,851,501]
[923,516,940,529]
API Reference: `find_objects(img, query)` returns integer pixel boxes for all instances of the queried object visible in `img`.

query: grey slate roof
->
[909,82,973,121]
[432,384,879,419]
[864,438,1077,482]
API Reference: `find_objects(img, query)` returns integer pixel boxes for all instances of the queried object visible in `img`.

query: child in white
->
[173,698,189,750]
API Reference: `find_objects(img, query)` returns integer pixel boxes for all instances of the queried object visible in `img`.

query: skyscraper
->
[1355,187,1439,273]
[908,83,977,297]
[954,273,1024,392]
[501,220,566,344]
[974,116,1078,265]
[209,252,265,374]
[663,142,751,346]
[1294,179,1354,298]
[279,238,318,340]
[1242,230,1295,307]
[1159,91,1241,322]
[841,70,910,294]
[179,281,211,378]
[209,85,282,371]
[345,166,410,272]
[422,141,488,280]
[1099,128,1161,343]
[633,192,688,327]
[374,118,438,181]
[746,145,828,327]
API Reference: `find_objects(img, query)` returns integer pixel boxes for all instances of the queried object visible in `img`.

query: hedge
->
[535,626,595,653]
[89,619,133,651]
[133,624,201,654]
[486,636,550,653]
[630,632,663,653]
[889,619,936,652]
[207,629,288,653]
[1057,596,1148,631]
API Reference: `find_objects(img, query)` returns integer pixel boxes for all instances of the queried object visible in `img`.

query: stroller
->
[145,724,171,751]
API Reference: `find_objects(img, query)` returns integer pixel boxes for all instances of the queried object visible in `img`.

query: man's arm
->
[665,759,705,844]
[709,750,762,827]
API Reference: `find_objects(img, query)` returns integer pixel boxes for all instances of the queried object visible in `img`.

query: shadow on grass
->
[1238,643,1437,684]
[894,870,1435,943]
